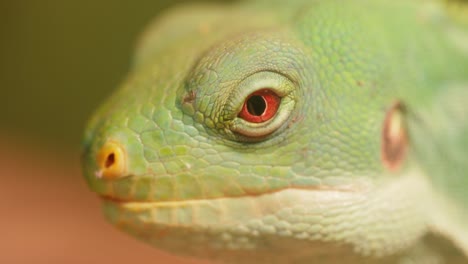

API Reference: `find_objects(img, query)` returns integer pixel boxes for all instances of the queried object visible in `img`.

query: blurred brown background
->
[0,1,231,263]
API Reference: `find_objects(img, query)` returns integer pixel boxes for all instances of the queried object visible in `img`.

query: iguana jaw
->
[101,187,370,227]
[101,188,372,260]
[100,171,430,261]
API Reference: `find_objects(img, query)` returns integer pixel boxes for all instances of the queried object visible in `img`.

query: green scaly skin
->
[82,0,468,263]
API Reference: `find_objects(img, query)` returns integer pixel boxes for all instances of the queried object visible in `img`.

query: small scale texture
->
[81,0,468,263]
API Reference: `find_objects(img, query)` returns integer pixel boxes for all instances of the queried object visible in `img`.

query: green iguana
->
[81,0,468,263]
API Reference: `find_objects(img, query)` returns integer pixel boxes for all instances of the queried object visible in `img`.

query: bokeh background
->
[0,1,232,263]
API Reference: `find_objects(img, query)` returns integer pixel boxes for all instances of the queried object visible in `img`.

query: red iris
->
[238,89,281,123]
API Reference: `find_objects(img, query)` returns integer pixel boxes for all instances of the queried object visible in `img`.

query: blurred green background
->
[0,0,230,150]
[0,1,230,263]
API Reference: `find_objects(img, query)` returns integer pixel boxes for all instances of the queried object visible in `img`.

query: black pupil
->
[246,95,266,116]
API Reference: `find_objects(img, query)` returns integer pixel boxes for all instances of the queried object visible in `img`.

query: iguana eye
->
[226,71,297,141]
[238,89,281,123]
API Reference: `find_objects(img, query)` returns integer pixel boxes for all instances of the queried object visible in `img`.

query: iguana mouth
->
[99,183,369,205]
[100,195,128,204]
[99,187,373,232]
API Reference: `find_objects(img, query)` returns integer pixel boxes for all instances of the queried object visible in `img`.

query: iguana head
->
[82,2,434,263]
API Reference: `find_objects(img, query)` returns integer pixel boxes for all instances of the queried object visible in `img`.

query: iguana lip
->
[99,188,373,231]
[98,184,368,205]
[99,195,160,204]
[100,195,128,204]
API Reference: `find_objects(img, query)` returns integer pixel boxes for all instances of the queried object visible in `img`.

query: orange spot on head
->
[381,101,408,172]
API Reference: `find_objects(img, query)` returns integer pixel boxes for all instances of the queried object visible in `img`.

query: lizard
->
[81,0,468,263]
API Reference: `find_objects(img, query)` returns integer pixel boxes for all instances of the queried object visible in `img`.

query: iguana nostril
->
[96,140,127,179]
[105,153,115,168]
